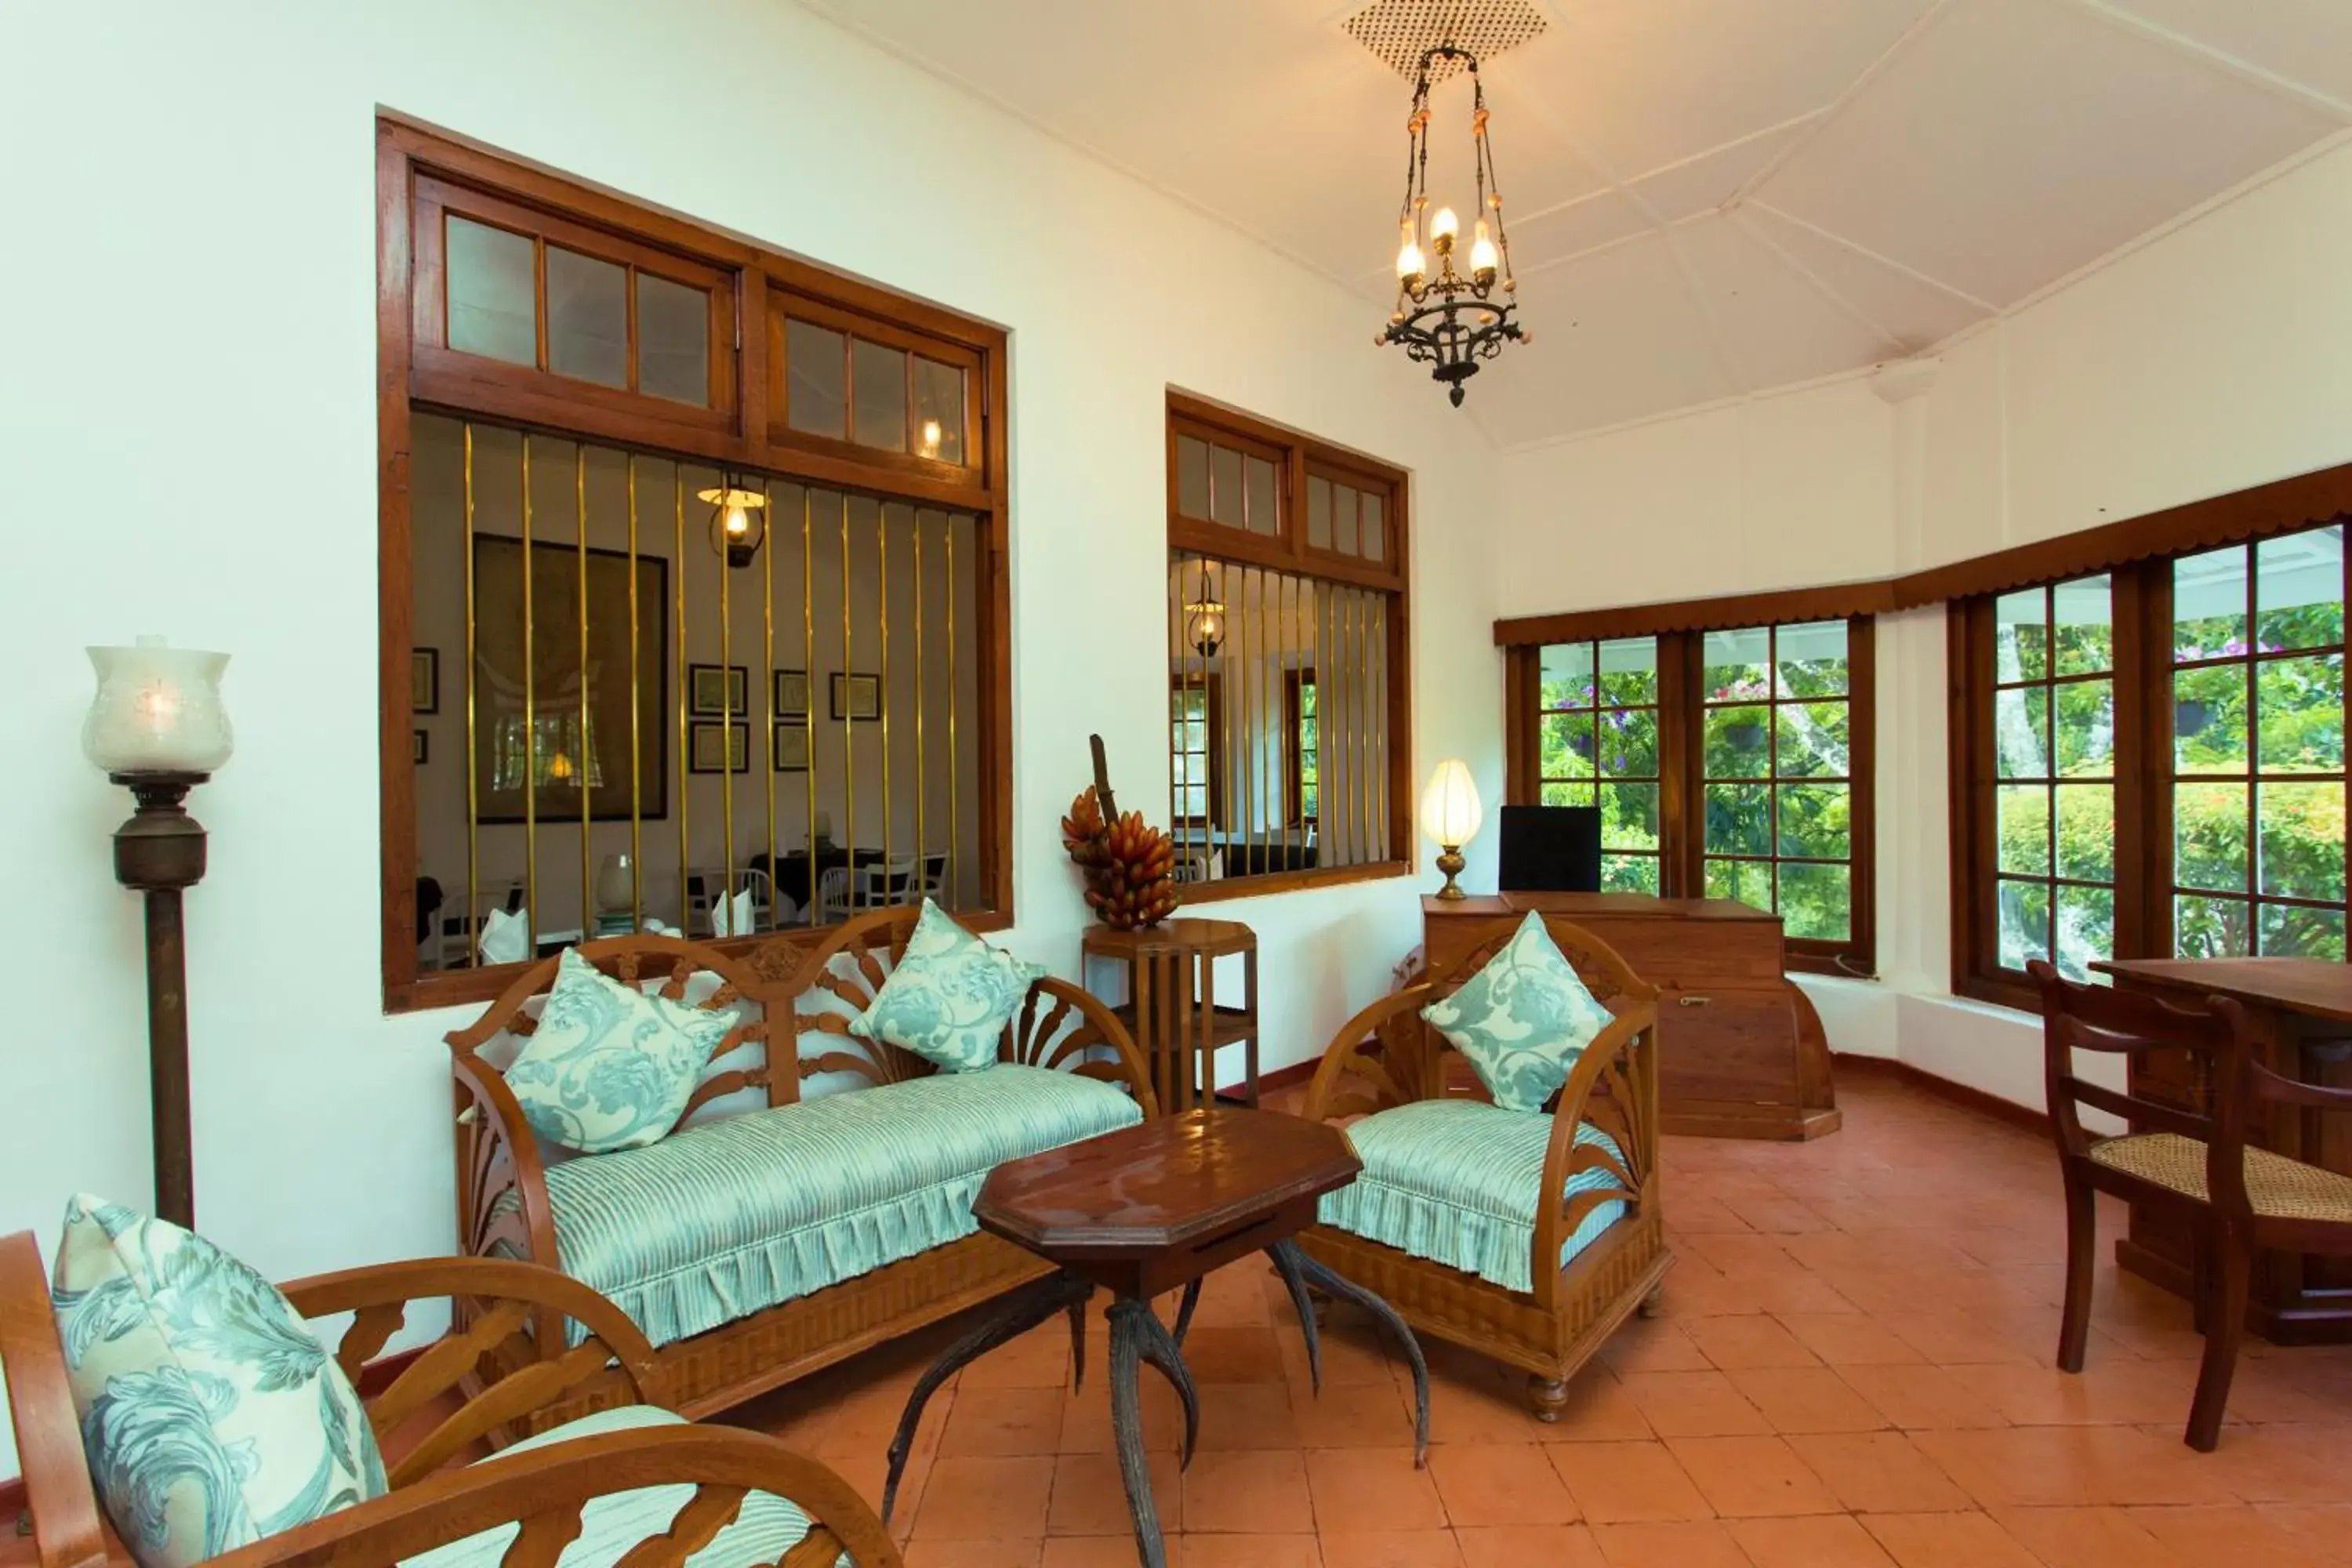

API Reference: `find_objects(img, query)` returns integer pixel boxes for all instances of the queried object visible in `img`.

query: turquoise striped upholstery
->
[1316,1100,1630,1295]
[401,1404,850,1567]
[533,1064,1142,1347]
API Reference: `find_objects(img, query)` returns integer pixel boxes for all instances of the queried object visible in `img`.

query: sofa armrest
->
[1013,975,1160,1116]
[206,1424,902,1568]
[448,1051,558,1269]
[1301,985,1440,1124]
[281,1255,666,1486]
[0,1232,110,1568]
[1530,1003,1660,1313]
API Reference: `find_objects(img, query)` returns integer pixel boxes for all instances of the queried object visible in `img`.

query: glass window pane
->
[2176,895,2252,959]
[1330,485,1359,554]
[1307,475,1332,548]
[2256,526,2343,652]
[1245,456,1279,536]
[545,247,627,387]
[1541,644,1595,710]
[445,215,535,365]
[1998,784,2052,876]
[2174,665,2249,774]
[1704,706,1771,779]
[1704,782,1771,855]
[1210,445,1244,528]
[1543,713,1595,779]
[1600,708,1658,777]
[1776,702,1849,779]
[635,273,709,406]
[2053,575,2113,676]
[2259,902,2347,960]
[1178,437,1211,519]
[1597,637,1657,706]
[1775,620,1848,698]
[1778,862,1849,942]
[2055,884,2115,981]
[2257,654,2343,773]
[2259,780,2345,903]
[1361,492,1385,560]
[2176,544,2249,660]
[2176,782,2251,891]
[1999,878,2052,969]
[2056,784,2114,884]
[1703,627,1769,700]
[913,358,964,464]
[1995,688,2051,779]
[1604,854,1661,895]
[1600,782,1658,848]
[1777,783,1849,859]
[1705,858,1772,911]
[786,319,846,438]
[1994,589,2047,683]
[2055,679,2114,778]
[1542,781,1595,808]
[851,339,908,452]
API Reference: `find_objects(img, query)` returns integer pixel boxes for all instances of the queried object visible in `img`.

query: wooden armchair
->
[1296,917,1668,1419]
[0,1231,899,1568]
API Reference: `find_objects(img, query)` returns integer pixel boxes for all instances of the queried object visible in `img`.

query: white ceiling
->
[799,0,2352,448]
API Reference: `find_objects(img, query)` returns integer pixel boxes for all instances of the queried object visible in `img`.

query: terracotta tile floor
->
[711,1070,2352,1566]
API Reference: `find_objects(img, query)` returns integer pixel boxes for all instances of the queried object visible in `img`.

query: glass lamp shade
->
[82,637,233,775]
[700,483,768,568]
[1419,757,1483,847]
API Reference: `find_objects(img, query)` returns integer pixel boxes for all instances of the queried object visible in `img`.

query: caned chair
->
[2033,959,2352,1450]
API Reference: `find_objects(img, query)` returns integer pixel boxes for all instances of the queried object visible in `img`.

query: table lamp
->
[83,635,232,1229]
[1420,758,1483,901]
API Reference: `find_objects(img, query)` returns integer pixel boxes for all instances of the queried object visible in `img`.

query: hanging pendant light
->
[1184,564,1226,657]
[700,475,768,568]
[1379,42,1528,405]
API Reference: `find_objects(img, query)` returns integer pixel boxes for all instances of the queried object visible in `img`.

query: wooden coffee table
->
[879,1107,1431,1568]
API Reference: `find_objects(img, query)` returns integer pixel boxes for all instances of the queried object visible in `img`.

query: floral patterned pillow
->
[851,899,1046,1073]
[506,948,735,1154]
[50,1196,387,1568]
[1420,911,1617,1113]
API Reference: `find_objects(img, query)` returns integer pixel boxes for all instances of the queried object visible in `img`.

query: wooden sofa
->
[450,915,1156,1433]
[0,1229,898,1568]
[1296,916,1671,1419]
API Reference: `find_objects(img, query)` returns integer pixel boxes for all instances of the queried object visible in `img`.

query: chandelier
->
[1380,42,1526,405]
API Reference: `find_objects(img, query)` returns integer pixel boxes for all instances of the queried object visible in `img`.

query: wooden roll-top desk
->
[1424,894,1839,1141]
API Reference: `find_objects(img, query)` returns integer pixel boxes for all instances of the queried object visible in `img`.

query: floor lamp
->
[82,636,232,1230]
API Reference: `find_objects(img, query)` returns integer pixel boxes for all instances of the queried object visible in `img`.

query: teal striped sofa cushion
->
[402,1404,845,1567]
[535,1064,1142,1347]
[1316,1099,1630,1295]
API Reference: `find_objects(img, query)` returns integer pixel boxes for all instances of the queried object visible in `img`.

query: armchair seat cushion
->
[403,1404,833,1568]
[1316,1100,1628,1295]
[528,1064,1142,1347]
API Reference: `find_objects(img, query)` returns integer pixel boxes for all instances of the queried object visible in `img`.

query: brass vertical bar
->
[1197,552,1212,867]
[947,514,959,907]
[913,511,927,904]
[463,423,479,966]
[720,475,735,933]
[1356,586,1370,868]
[1240,564,1255,879]
[626,455,642,926]
[762,478,777,932]
[802,489,816,920]
[675,470,688,931]
[841,491,855,911]
[880,503,893,906]
[521,434,538,944]
[1167,553,1180,844]
[1375,596,1389,860]
[576,445,592,940]
[1247,565,1261,878]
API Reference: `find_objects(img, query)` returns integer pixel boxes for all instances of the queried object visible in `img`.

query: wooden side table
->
[1083,918,1260,1114]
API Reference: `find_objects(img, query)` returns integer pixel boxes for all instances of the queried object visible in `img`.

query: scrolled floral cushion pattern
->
[49,1195,387,1568]
[851,898,1046,1073]
[1421,910,1617,1113]
[506,947,735,1155]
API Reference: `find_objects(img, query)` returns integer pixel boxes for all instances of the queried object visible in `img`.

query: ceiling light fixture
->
[1380,42,1526,406]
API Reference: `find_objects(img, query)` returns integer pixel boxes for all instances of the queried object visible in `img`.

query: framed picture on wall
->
[690,720,750,774]
[691,663,749,717]
[772,722,810,772]
[831,671,882,722]
[412,648,439,714]
[773,668,810,720]
[412,728,429,765]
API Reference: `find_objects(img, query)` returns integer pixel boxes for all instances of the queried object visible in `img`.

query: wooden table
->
[2095,957,2352,1342]
[1082,919,1261,1112]
[878,1109,1430,1568]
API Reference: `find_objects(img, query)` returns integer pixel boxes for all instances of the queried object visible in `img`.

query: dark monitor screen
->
[1498,805,1602,893]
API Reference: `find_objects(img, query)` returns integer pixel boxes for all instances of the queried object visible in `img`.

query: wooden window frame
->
[1526,636,1669,897]
[1165,392,1411,902]
[1504,612,1876,978]
[378,116,1014,1013]
[1170,674,1226,828]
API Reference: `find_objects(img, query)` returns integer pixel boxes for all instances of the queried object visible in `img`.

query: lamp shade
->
[82,637,233,774]
[1419,758,1483,847]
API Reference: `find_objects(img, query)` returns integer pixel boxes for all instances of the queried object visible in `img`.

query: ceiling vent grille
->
[1341,0,1548,80]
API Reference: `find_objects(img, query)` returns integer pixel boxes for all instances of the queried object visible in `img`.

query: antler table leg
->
[1269,1240,1430,1466]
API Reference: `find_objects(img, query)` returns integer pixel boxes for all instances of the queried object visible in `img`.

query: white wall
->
[1491,138,2352,1103]
[0,0,1507,1470]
